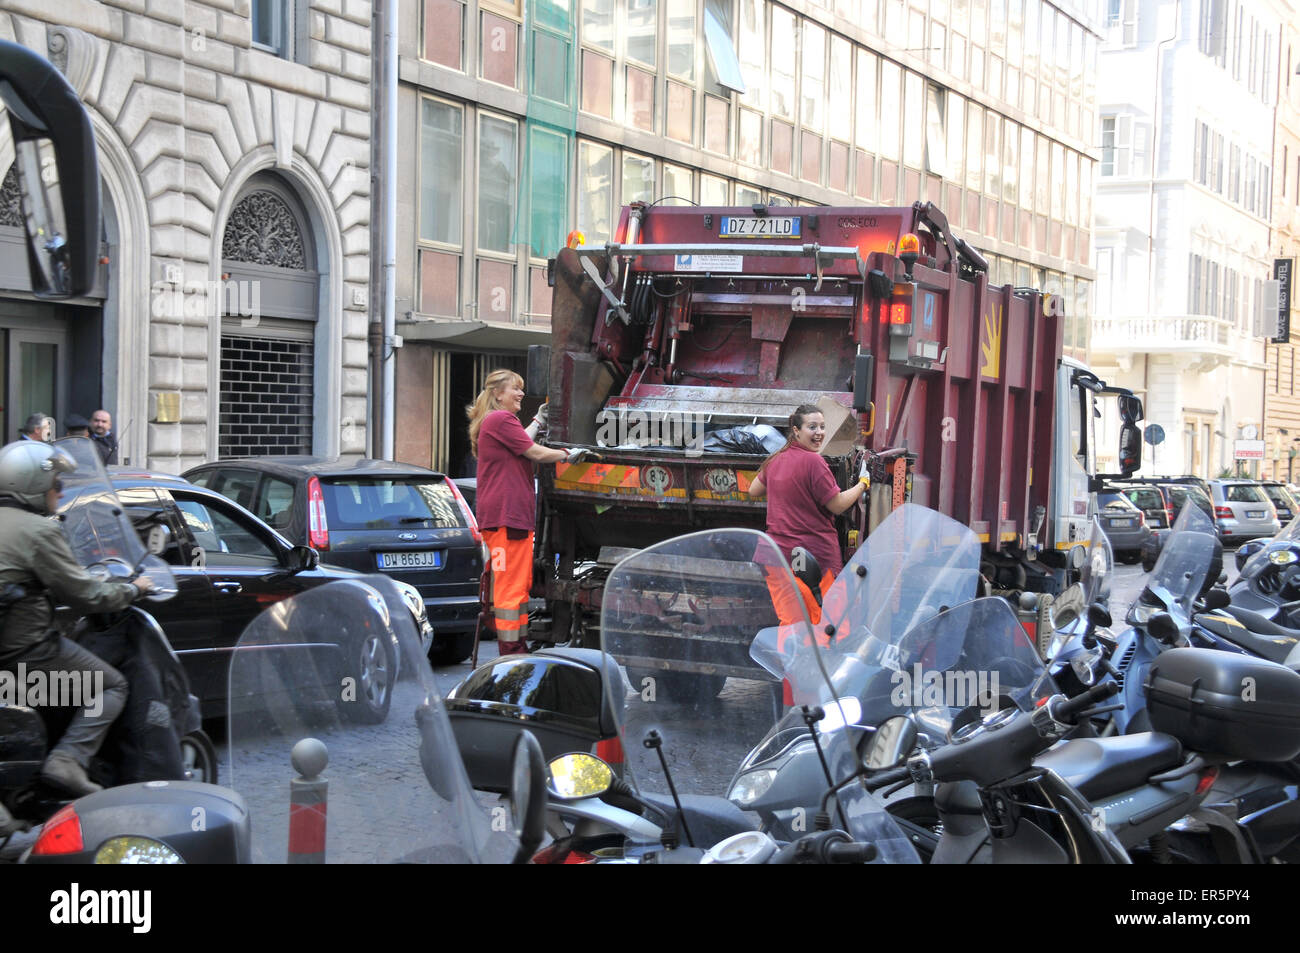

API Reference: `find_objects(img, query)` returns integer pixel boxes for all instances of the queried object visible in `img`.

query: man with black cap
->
[64,414,91,438]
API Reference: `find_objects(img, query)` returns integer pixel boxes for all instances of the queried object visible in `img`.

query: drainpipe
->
[381,0,398,460]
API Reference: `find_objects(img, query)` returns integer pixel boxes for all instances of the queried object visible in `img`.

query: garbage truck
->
[528,200,1142,668]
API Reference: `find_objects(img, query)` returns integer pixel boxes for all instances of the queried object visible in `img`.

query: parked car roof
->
[186,456,445,479]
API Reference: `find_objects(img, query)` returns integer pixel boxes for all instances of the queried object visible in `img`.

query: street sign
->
[1143,424,1165,446]
[1235,439,1266,460]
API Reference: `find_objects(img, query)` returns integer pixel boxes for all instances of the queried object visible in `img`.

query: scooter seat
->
[1034,733,1184,802]
[1215,607,1300,665]
[639,792,759,846]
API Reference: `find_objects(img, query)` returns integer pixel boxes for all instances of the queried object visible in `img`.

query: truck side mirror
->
[1118,394,1144,424]
[526,345,551,398]
[1118,423,1142,475]
[0,40,101,298]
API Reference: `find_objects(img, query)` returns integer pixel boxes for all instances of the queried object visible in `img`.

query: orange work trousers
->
[484,528,534,645]
[763,567,835,706]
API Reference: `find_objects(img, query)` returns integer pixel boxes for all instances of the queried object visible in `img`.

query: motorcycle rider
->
[0,440,152,796]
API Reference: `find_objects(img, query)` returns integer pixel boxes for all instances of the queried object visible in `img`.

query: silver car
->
[1208,479,1282,544]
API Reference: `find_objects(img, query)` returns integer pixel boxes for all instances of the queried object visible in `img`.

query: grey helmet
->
[0,440,76,510]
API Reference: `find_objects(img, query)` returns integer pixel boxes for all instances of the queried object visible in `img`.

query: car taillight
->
[1136,511,1146,526]
[1166,505,1176,524]
[447,479,482,544]
[307,476,329,551]
[31,804,84,856]
[1215,506,1234,520]
[531,844,598,864]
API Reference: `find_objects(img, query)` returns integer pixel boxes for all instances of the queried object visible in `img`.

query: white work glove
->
[566,447,599,464]
[532,402,549,432]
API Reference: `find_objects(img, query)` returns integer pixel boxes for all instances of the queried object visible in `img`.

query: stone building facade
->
[0,0,372,472]
[1264,5,1300,483]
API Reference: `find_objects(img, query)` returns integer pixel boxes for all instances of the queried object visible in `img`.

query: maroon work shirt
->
[476,410,536,532]
[762,444,844,577]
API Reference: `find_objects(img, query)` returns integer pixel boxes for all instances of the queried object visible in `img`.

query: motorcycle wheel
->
[179,730,219,785]
[336,631,395,724]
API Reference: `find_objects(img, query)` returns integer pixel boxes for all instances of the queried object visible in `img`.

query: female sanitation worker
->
[748,404,868,675]
[467,370,572,656]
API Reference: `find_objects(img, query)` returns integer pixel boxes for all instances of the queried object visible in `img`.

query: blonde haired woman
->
[468,369,572,655]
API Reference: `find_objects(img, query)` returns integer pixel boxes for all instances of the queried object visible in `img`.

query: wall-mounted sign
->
[1235,439,1266,460]
[1274,259,1293,344]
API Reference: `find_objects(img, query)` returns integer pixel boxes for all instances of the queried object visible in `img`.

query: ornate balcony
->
[1090,314,1238,371]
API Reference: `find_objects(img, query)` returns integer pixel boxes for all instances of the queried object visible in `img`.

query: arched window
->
[218,175,320,456]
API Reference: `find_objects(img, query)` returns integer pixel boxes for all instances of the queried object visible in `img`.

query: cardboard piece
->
[817,396,858,456]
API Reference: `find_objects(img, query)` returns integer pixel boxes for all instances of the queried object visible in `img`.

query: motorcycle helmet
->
[0,439,76,511]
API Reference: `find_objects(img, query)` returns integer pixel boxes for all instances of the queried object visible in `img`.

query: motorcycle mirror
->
[1069,545,1088,571]
[509,730,547,864]
[863,715,917,771]
[790,548,824,607]
[1050,584,1084,631]
[1202,588,1231,611]
[1235,540,1266,572]
[1147,611,1181,645]
[1087,603,1112,629]
[547,752,614,801]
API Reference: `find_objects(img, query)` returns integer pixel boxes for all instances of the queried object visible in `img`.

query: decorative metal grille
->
[0,166,23,227]
[218,334,314,456]
[221,190,307,269]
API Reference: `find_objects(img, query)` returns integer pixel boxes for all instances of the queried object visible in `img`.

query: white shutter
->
[1261,279,1281,338]
[1122,0,1139,46]
[1115,114,1133,176]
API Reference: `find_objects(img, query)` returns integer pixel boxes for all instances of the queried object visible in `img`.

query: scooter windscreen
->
[770,504,983,714]
[1078,517,1113,609]
[860,596,1056,745]
[601,529,916,861]
[1133,500,1221,624]
[227,579,513,863]
[52,435,177,599]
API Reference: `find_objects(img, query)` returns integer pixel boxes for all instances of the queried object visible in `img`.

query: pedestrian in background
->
[18,413,50,442]
[466,370,570,656]
[89,409,118,465]
[64,414,91,438]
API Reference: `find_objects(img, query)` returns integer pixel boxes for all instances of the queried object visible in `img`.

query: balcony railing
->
[1091,314,1236,356]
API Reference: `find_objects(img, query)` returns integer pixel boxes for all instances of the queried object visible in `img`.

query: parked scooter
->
[24,577,544,863]
[0,437,209,836]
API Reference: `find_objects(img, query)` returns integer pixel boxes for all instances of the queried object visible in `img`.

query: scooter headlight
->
[1268,549,1298,566]
[728,769,777,806]
[94,836,184,864]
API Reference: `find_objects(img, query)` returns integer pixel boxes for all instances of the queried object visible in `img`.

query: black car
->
[183,457,486,665]
[64,469,431,721]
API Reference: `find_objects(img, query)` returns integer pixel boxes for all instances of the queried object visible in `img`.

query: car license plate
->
[1110,518,1133,528]
[377,550,442,570]
[1247,511,1266,519]
[719,215,801,238]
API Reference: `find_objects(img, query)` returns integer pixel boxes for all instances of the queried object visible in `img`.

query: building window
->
[423,0,465,69]
[667,0,696,80]
[578,141,614,244]
[477,114,518,253]
[419,99,463,246]
[628,0,658,67]
[924,84,946,177]
[703,0,746,93]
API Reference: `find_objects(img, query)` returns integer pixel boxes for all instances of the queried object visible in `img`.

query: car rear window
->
[1124,488,1164,510]
[1099,492,1137,511]
[1262,485,1292,507]
[321,477,465,530]
[1224,484,1265,503]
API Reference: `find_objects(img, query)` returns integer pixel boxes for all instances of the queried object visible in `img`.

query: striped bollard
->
[288,738,328,864]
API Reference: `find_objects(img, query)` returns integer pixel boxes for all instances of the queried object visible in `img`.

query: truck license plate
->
[719,215,801,238]
[377,550,442,570]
